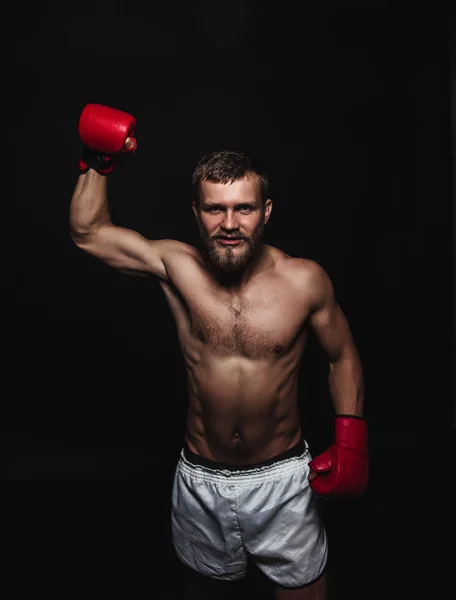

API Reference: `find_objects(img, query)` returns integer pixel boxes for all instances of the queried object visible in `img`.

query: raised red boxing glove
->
[77,103,137,175]
[308,415,368,498]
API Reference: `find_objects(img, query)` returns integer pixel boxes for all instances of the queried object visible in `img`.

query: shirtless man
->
[70,104,368,600]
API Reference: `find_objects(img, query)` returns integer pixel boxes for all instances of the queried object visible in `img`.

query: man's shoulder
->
[267,245,327,282]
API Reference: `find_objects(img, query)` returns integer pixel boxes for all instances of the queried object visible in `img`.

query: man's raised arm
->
[69,103,187,279]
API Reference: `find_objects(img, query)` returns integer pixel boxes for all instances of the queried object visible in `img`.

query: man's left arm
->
[308,265,364,418]
[305,262,369,498]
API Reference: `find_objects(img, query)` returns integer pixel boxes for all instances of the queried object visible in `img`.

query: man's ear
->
[264,198,273,224]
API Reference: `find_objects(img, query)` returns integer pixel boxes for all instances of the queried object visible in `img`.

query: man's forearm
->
[328,351,364,417]
[70,170,112,240]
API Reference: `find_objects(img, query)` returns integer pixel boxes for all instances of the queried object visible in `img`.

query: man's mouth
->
[216,237,244,246]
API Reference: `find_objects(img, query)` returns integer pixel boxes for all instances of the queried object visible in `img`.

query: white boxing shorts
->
[171,439,328,590]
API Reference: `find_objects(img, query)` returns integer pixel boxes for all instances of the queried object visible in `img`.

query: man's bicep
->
[310,301,354,362]
[74,225,181,279]
[307,267,355,362]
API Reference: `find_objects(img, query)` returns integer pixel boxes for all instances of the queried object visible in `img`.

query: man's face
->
[192,175,272,274]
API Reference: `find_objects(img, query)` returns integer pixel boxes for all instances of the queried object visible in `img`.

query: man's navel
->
[232,431,241,446]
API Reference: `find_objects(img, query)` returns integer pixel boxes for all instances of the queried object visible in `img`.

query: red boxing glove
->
[308,415,368,498]
[77,103,137,175]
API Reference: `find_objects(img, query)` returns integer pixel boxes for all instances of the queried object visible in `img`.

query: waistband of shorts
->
[182,438,307,473]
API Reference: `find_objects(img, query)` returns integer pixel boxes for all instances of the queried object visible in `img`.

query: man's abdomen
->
[184,355,302,465]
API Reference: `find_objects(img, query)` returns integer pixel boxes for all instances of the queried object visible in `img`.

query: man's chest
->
[186,283,309,358]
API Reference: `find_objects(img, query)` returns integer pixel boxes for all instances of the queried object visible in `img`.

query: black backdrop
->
[9,2,454,599]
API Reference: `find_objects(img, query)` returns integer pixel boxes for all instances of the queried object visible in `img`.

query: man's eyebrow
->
[202,202,256,208]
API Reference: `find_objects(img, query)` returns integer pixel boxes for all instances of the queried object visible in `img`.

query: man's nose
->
[221,210,239,230]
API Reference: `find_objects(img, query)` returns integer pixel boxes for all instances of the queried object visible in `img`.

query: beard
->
[196,220,265,274]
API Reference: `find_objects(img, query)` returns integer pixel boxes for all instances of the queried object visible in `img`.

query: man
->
[70,104,368,600]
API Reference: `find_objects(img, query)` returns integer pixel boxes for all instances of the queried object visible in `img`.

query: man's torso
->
[159,244,316,465]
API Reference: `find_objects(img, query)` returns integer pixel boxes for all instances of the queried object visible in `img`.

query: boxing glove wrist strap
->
[78,144,116,176]
[336,414,365,420]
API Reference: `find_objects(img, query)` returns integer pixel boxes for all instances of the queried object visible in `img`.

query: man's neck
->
[207,244,270,292]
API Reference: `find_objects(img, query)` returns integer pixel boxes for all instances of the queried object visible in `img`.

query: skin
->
[69,140,364,599]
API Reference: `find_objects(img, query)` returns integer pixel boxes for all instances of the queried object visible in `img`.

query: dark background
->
[8,2,454,599]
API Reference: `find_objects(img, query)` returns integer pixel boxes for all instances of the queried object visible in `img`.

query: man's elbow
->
[70,217,109,247]
[69,211,111,246]
[70,226,91,247]
[69,223,104,256]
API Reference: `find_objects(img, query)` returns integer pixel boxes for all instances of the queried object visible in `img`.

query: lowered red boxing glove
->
[78,103,137,175]
[308,415,368,498]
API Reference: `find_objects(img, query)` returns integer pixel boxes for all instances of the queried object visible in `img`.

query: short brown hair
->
[192,150,269,204]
